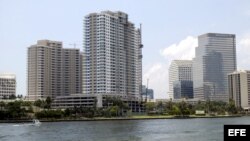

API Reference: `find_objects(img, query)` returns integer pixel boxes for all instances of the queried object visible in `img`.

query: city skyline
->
[1,0,250,99]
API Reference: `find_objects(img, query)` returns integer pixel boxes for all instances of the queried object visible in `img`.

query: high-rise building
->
[228,70,250,108]
[0,73,16,99]
[27,40,82,101]
[83,11,142,99]
[193,33,236,101]
[168,60,193,99]
[62,49,82,96]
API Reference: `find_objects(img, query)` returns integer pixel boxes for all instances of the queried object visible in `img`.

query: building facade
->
[83,11,142,99]
[27,40,82,101]
[228,70,250,108]
[168,60,193,99]
[193,33,236,102]
[52,93,144,112]
[0,73,16,99]
[62,49,82,96]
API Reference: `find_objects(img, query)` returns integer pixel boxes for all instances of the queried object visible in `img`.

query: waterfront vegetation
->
[0,100,33,120]
[0,97,245,121]
[144,99,241,117]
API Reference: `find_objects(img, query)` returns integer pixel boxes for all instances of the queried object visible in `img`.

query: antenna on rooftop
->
[140,23,142,35]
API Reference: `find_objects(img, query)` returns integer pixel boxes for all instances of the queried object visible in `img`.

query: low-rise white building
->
[0,73,16,99]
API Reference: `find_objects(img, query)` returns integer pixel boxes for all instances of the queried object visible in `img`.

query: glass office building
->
[173,80,193,99]
[193,33,236,102]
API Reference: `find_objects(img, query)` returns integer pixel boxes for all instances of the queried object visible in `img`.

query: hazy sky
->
[1,0,250,99]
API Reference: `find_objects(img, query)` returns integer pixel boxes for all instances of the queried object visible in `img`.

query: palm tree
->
[156,101,164,114]
[165,101,173,114]
[45,97,52,109]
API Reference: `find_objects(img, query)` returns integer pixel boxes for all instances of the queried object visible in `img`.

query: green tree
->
[35,110,63,119]
[178,101,190,116]
[165,101,173,114]
[17,95,23,99]
[0,101,5,111]
[45,97,52,109]
[6,101,26,119]
[195,101,206,111]
[227,99,237,114]
[34,99,43,107]
[9,94,16,99]
[64,108,71,117]
[145,102,155,114]
[21,101,32,106]
[103,96,129,117]
[170,105,181,115]
[156,101,164,114]
[109,106,119,117]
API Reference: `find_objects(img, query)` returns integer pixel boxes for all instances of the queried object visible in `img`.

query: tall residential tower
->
[193,33,236,101]
[27,40,82,101]
[83,11,142,99]
[228,70,250,108]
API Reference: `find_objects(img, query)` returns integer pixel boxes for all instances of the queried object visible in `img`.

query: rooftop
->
[0,73,16,79]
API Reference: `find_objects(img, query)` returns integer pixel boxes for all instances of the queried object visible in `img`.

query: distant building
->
[173,80,193,99]
[27,40,82,101]
[0,73,16,99]
[228,70,250,108]
[193,33,236,102]
[141,85,154,100]
[83,11,142,100]
[168,60,193,99]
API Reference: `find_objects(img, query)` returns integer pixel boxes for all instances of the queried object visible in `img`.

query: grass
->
[131,115,175,119]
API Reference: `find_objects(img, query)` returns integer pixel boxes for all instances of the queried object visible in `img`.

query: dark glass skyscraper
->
[173,80,193,99]
[193,33,236,102]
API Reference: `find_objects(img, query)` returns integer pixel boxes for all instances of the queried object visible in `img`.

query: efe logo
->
[224,125,249,141]
[228,129,246,136]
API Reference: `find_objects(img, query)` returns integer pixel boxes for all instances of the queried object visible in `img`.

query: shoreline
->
[0,115,244,123]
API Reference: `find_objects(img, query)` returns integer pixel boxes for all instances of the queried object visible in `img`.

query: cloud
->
[237,36,250,70]
[143,63,163,79]
[143,36,197,99]
[160,36,197,61]
[143,63,168,99]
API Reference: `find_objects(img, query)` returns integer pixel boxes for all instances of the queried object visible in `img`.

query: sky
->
[1,0,250,99]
